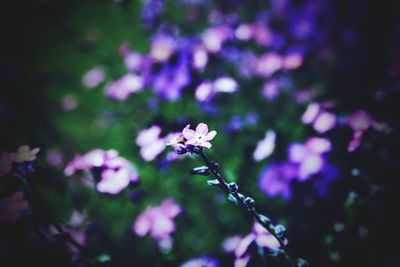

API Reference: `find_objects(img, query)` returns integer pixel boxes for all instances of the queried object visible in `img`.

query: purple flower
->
[64,149,139,194]
[213,77,239,93]
[191,45,208,70]
[282,53,303,70]
[141,0,164,28]
[288,137,331,180]
[180,256,219,267]
[256,53,283,77]
[106,74,144,101]
[81,67,106,89]
[182,123,217,149]
[201,25,232,53]
[301,103,336,133]
[150,51,191,101]
[262,80,280,101]
[150,33,176,62]
[259,163,297,199]
[133,198,181,250]
[194,78,238,102]
[135,125,167,161]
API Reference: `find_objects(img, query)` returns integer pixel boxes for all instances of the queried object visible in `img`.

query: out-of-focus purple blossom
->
[236,51,257,78]
[64,149,139,194]
[234,23,254,41]
[136,125,167,161]
[289,137,331,180]
[106,74,144,101]
[0,191,29,222]
[213,77,239,93]
[223,235,242,253]
[253,23,274,47]
[201,25,232,53]
[256,53,283,77]
[151,50,191,101]
[346,110,372,152]
[253,130,276,161]
[282,53,304,70]
[314,165,339,197]
[133,198,181,250]
[195,78,238,102]
[61,95,78,111]
[313,112,336,133]
[290,16,316,40]
[195,81,214,102]
[183,123,217,149]
[46,148,64,168]
[245,112,259,125]
[141,0,164,28]
[123,51,151,73]
[262,80,280,100]
[180,256,219,267]
[301,103,320,124]
[224,223,281,267]
[150,33,176,62]
[82,67,106,89]
[259,163,297,199]
[301,103,336,133]
[192,45,208,70]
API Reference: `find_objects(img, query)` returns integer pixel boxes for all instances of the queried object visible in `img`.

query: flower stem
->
[190,146,302,267]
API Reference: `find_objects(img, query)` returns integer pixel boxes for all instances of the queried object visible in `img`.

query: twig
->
[187,146,306,267]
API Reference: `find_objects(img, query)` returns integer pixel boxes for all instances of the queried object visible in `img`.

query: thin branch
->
[188,146,305,267]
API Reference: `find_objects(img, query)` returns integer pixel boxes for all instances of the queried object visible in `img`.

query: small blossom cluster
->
[259,137,332,199]
[133,198,181,252]
[0,145,40,177]
[167,123,217,151]
[64,149,139,194]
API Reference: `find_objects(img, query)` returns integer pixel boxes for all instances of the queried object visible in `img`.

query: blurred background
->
[1,0,400,266]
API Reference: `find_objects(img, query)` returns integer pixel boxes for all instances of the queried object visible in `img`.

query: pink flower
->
[135,125,167,161]
[183,123,217,149]
[133,198,181,250]
[202,25,231,53]
[256,53,283,77]
[82,67,105,88]
[289,137,331,180]
[64,149,139,194]
[106,74,144,101]
[301,103,336,133]
[150,33,176,62]
[12,145,40,163]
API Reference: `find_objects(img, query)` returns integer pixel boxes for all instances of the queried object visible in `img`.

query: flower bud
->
[228,182,238,193]
[190,166,210,176]
[244,197,255,210]
[274,224,286,239]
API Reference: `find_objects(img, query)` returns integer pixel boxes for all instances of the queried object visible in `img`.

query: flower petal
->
[205,130,217,141]
[183,128,196,140]
[196,123,209,135]
[201,141,212,149]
